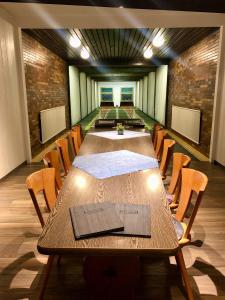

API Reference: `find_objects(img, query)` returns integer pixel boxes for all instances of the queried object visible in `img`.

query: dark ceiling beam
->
[92,76,144,82]
[6,1,225,13]
[68,58,170,68]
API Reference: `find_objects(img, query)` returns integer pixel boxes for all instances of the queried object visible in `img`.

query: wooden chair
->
[152,124,162,149]
[69,130,80,156]
[167,153,191,207]
[26,168,57,227]
[72,124,83,147]
[159,139,176,179]
[155,129,167,160]
[43,150,63,190]
[55,138,71,175]
[172,168,208,300]
[173,168,208,246]
[26,168,57,299]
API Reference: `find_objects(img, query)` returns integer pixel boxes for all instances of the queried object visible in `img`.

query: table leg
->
[175,248,194,300]
[39,255,54,300]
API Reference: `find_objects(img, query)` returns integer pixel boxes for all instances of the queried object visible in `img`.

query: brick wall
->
[167,30,219,156]
[22,32,70,157]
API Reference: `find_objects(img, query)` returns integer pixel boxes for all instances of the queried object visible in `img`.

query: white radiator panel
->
[40,106,66,143]
[171,105,201,144]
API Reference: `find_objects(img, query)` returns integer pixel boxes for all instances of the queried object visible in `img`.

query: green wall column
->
[147,72,156,119]
[68,66,81,126]
[80,72,88,119]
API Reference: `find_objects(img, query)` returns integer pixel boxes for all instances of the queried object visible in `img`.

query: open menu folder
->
[70,202,124,239]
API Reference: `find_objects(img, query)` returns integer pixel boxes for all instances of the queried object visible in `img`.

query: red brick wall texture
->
[22,32,70,156]
[167,30,219,156]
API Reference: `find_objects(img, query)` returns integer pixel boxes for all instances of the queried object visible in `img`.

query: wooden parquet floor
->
[0,161,225,299]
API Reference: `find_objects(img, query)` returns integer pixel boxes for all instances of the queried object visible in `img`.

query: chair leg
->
[175,248,194,300]
[39,255,54,300]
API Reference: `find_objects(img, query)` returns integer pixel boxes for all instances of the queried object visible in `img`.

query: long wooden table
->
[38,132,178,255]
[38,130,193,299]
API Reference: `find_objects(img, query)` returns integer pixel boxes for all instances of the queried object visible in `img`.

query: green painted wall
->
[80,72,88,119]
[148,72,156,119]
[87,76,92,114]
[91,79,95,110]
[139,79,143,110]
[155,65,168,125]
[143,76,148,114]
[68,66,81,126]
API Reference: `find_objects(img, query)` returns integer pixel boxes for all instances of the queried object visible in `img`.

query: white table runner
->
[73,150,158,179]
[88,130,150,140]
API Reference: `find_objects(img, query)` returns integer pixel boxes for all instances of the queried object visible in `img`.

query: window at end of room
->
[121,87,133,102]
[100,87,113,102]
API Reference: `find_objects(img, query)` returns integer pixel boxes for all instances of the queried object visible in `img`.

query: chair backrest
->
[55,138,71,175]
[159,139,176,178]
[168,153,191,195]
[153,125,163,149]
[26,168,57,227]
[155,130,167,160]
[43,150,63,190]
[175,168,208,239]
[69,130,80,156]
[72,125,82,147]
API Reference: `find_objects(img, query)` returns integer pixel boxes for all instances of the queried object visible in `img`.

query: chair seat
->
[172,217,185,241]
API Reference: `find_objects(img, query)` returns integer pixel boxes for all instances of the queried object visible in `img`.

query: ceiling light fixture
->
[69,36,81,48]
[143,47,153,59]
[80,48,90,59]
[152,35,164,48]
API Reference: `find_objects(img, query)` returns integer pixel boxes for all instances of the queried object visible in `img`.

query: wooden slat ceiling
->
[7,0,225,13]
[24,27,217,80]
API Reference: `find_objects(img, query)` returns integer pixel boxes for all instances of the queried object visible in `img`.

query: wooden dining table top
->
[38,129,179,256]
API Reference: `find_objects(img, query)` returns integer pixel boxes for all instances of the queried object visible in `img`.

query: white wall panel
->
[139,79,143,110]
[69,66,81,125]
[87,76,92,114]
[97,81,136,107]
[135,81,139,108]
[143,76,148,114]
[155,65,168,125]
[91,79,95,110]
[147,72,156,118]
[80,72,88,119]
[171,106,201,144]
[0,16,26,178]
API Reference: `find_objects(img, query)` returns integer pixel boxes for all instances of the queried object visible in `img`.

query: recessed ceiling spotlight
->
[69,36,81,48]
[80,48,90,59]
[143,48,153,59]
[152,35,164,48]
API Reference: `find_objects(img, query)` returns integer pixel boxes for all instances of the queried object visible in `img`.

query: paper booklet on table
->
[110,203,151,238]
[69,202,124,239]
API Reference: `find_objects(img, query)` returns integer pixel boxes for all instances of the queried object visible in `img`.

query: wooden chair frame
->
[173,168,208,300]
[175,168,208,245]
[69,130,80,156]
[55,138,72,175]
[72,124,83,147]
[26,168,58,300]
[159,139,176,179]
[168,153,191,208]
[43,150,63,190]
[153,125,163,149]
[155,130,167,160]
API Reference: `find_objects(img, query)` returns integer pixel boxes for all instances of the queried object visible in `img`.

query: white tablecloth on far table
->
[88,130,150,140]
[73,150,158,179]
